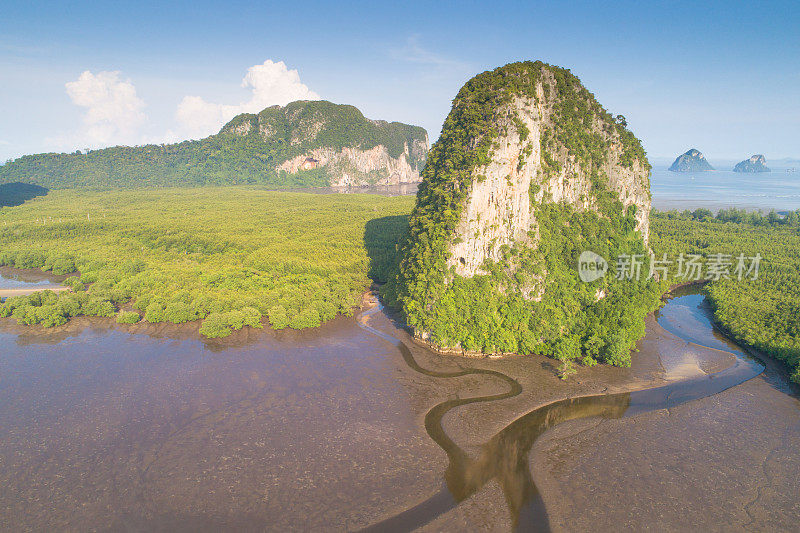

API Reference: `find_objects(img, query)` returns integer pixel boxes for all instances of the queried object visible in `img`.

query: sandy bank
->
[0,286,69,298]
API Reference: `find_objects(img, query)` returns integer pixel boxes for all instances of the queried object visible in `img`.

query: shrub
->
[164,300,197,324]
[144,301,166,323]
[82,297,116,317]
[268,305,290,329]
[240,306,262,329]
[199,312,232,338]
[116,310,141,324]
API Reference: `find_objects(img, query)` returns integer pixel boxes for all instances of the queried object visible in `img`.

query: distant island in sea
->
[668,148,714,172]
[733,154,771,173]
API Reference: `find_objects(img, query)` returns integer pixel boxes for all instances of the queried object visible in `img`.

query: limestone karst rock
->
[733,154,771,173]
[386,61,658,366]
[669,148,714,172]
[222,100,429,186]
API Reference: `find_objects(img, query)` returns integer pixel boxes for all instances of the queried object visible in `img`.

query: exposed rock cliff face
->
[447,87,651,278]
[386,61,658,365]
[669,148,714,172]
[276,139,428,186]
[221,100,429,186]
[733,154,771,173]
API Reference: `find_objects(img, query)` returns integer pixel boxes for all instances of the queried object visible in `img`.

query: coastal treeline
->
[659,206,800,227]
[0,188,414,337]
[651,211,800,382]
[2,186,798,381]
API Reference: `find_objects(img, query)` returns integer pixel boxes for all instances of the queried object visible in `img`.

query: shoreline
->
[401,279,711,360]
[0,265,74,299]
[354,289,767,530]
[358,289,739,446]
[0,286,70,298]
[2,265,795,392]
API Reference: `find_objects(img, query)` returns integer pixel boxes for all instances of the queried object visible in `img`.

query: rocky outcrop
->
[0,101,428,189]
[388,61,656,360]
[221,100,429,186]
[277,138,428,186]
[447,83,651,279]
[669,148,714,172]
[734,154,770,173]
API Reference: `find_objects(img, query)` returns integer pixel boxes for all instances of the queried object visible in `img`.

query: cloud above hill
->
[63,70,147,147]
[176,60,320,139]
[50,60,319,153]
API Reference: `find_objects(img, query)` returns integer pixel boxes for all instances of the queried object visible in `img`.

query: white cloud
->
[176,60,320,139]
[64,70,147,147]
[46,60,317,152]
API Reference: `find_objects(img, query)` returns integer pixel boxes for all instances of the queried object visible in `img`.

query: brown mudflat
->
[0,290,797,531]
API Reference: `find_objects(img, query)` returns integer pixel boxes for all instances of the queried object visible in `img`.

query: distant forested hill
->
[0,100,428,189]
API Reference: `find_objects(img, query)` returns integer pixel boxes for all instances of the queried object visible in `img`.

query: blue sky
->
[1,0,798,162]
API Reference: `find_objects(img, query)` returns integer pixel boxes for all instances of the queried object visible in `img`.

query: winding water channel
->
[356,291,766,532]
[1,279,798,531]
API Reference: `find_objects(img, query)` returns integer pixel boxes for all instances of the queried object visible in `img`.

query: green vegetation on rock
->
[384,61,659,372]
[0,100,427,189]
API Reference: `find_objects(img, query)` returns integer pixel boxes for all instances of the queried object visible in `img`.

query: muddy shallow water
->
[0,266,69,298]
[0,285,798,531]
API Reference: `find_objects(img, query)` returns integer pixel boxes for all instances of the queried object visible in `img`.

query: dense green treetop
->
[0,100,428,189]
[0,188,414,338]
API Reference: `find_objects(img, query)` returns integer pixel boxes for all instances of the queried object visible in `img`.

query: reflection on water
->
[357,291,764,532]
[0,270,63,290]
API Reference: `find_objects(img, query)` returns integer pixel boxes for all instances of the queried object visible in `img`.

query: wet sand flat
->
[534,374,800,532]
[0,286,69,298]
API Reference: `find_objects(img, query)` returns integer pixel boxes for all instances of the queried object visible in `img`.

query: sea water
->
[649,158,800,212]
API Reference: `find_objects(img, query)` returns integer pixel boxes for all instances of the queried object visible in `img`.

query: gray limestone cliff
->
[221,100,429,186]
[669,148,714,172]
[446,88,651,279]
[733,154,770,173]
